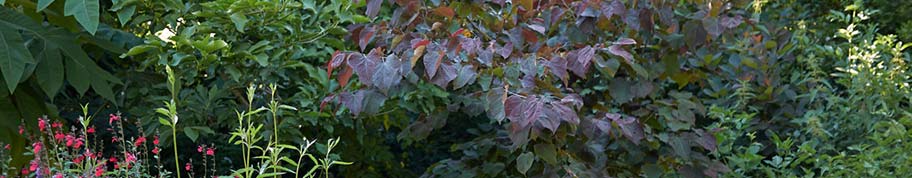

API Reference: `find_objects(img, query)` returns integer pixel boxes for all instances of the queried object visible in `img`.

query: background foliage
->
[1,0,911,177]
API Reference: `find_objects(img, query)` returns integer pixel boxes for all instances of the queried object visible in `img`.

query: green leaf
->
[91,76,115,102]
[534,143,558,165]
[230,13,248,32]
[64,0,100,35]
[116,5,135,26]
[158,117,171,126]
[516,152,534,175]
[184,127,199,142]
[64,52,91,94]
[0,26,35,93]
[37,0,57,12]
[35,47,64,97]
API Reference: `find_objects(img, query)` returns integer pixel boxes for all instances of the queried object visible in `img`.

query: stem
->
[173,127,181,178]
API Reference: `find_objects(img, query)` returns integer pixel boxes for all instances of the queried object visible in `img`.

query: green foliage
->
[2,0,912,177]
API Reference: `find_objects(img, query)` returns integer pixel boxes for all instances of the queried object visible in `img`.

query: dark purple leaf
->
[608,44,634,63]
[366,0,382,18]
[520,97,544,129]
[567,50,591,78]
[347,52,380,86]
[593,119,612,134]
[601,0,626,19]
[720,15,743,28]
[624,8,641,30]
[539,107,561,132]
[423,44,444,78]
[577,46,596,64]
[703,17,723,38]
[527,24,546,34]
[552,103,578,125]
[477,44,494,67]
[614,37,636,45]
[505,95,525,122]
[695,129,717,152]
[359,25,376,52]
[371,55,403,91]
[453,64,477,89]
[430,62,457,88]
[560,94,583,109]
[459,37,480,55]
[614,116,644,145]
[499,42,513,58]
[328,51,346,75]
[339,91,364,115]
[545,56,569,85]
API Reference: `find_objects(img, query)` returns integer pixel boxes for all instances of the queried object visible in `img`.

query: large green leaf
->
[0,25,35,93]
[64,0,100,35]
[37,0,57,12]
[35,45,64,97]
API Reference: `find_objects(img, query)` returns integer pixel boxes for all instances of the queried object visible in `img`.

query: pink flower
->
[65,134,76,147]
[185,162,192,171]
[32,142,42,154]
[108,114,120,125]
[74,155,85,164]
[4,144,9,150]
[73,139,84,150]
[111,136,118,143]
[197,145,204,153]
[206,147,215,156]
[153,136,159,145]
[54,173,63,178]
[54,132,65,142]
[108,156,117,163]
[29,159,39,171]
[52,121,62,129]
[22,167,29,175]
[38,118,47,132]
[87,126,96,134]
[18,125,24,135]
[152,147,160,155]
[126,153,137,162]
[135,137,146,147]
[95,166,104,176]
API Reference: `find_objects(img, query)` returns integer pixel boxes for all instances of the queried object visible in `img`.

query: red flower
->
[52,121,62,129]
[135,137,146,147]
[95,166,104,176]
[108,156,117,163]
[206,147,215,156]
[152,147,160,155]
[65,134,76,147]
[18,125,24,135]
[38,118,47,132]
[54,132,65,142]
[197,145,204,153]
[32,142,42,154]
[74,155,85,164]
[21,167,28,175]
[54,173,63,178]
[29,160,38,171]
[185,162,192,171]
[153,136,159,145]
[108,114,120,125]
[73,139,84,150]
[87,126,96,134]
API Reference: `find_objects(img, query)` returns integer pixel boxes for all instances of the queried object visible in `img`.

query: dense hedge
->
[1,0,911,177]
